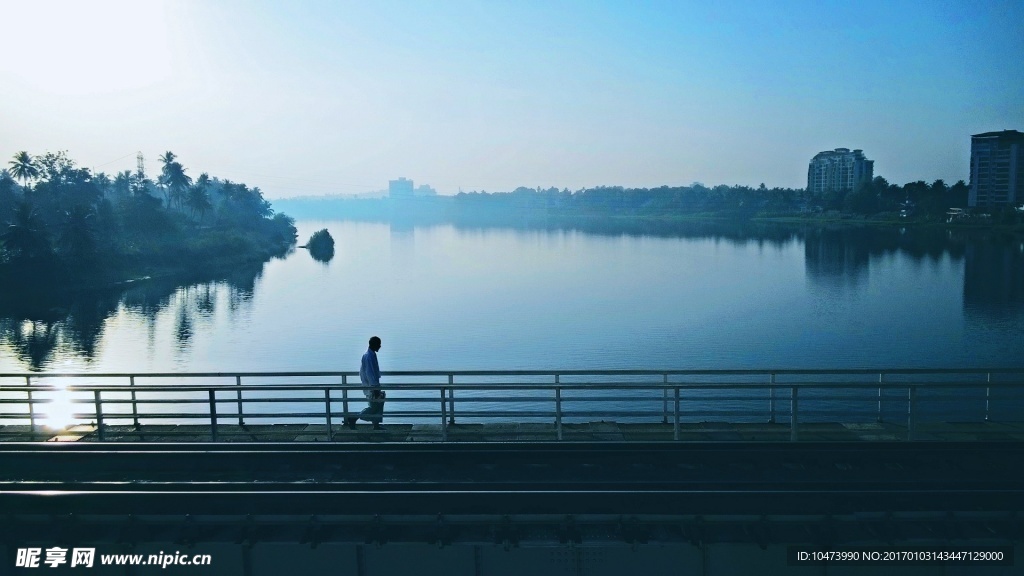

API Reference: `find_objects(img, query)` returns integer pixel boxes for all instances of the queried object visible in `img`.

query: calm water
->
[1,220,1023,374]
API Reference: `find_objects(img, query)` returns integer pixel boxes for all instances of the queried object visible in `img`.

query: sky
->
[1,0,1022,199]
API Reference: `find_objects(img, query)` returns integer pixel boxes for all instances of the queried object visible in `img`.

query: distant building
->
[969,130,1024,209]
[389,177,414,200]
[414,184,438,197]
[806,148,874,195]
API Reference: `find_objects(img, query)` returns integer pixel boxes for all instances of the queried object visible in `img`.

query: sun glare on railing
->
[41,378,78,430]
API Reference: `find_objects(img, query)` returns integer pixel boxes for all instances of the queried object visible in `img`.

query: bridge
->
[2,368,1023,575]
[3,368,1024,441]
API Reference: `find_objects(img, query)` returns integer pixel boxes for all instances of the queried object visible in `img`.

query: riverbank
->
[755,211,1024,231]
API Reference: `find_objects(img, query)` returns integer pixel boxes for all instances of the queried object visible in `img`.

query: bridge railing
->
[1,369,1022,441]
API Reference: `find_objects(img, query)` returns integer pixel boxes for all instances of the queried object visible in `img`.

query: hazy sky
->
[2,0,1022,198]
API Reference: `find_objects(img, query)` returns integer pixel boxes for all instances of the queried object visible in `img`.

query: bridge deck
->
[4,419,1024,442]
[2,440,1023,548]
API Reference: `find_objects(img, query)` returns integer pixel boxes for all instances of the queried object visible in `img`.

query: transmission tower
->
[136,152,146,179]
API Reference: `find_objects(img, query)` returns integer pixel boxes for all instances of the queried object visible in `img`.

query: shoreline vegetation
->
[4,152,1023,296]
[2,151,297,294]
[273,178,1023,235]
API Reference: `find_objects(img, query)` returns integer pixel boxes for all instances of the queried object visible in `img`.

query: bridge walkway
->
[4,419,1024,443]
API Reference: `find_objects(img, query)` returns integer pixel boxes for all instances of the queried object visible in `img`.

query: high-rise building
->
[388,177,414,200]
[969,130,1024,209]
[806,148,874,195]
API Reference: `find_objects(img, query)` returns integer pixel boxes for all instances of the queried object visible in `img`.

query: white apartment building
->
[806,148,874,196]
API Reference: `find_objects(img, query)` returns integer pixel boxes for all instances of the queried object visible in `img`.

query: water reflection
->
[0,320,61,369]
[804,228,873,288]
[196,284,216,317]
[0,260,269,370]
[174,300,193,348]
[964,233,1024,316]
[309,245,335,263]
[801,226,973,289]
[450,216,803,248]
[1,221,1021,371]
[389,222,416,269]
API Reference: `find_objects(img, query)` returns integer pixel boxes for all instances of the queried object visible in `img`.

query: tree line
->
[448,177,991,222]
[1,150,297,286]
[279,176,1020,229]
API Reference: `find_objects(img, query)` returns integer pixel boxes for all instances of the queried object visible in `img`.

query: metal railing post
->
[673,387,681,441]
[985,372,991,422]
[907,386,917,441]
[440,388,448,441]
[790,387,799,441]
[448,374,455,425]
[94,390,105,441]
[877,373,884,423]
[130,375,140,428]
[325,388,333,441]
[25,376,36,432]
[209,390,218,441]
[341,375,349,423]
[555,375,562,441]
[662,374,669,424]
[769,372,776,423]
[236,375,244,426]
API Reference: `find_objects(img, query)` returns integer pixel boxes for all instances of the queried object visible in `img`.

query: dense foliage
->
[276,177,1016,228]
[1,151,297,287]
[306,228,335,263]
[450,178,980,222]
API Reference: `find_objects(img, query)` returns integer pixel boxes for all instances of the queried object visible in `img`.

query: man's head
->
[369,336,382,351]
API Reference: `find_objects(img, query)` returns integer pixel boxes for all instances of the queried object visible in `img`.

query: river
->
[1,220,1022,373]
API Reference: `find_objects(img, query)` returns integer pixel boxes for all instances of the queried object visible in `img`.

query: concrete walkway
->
[4,419,1024,442]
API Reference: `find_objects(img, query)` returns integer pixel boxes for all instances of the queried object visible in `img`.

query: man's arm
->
[372,352,381,383]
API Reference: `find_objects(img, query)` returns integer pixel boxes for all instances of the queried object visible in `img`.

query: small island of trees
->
[0,150,297,291]
[305,228,335,263]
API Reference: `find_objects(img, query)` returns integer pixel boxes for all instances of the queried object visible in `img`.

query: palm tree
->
[158,151,177,207]
[186,172,212,222]
[8,151,39,187]
[164,161,192,210]
[92,172,112,199]
[131,169,152,198]
[194,172,211,190]
[1,201,51,263]
[113,170,133,200]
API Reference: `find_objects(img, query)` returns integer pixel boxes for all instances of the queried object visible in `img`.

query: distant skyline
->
[2,0,1022,199]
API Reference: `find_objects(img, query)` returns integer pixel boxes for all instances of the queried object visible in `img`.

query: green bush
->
[307,228,335,263]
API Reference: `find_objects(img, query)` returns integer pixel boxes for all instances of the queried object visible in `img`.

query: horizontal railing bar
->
[7,374,1023,384]
[4,368,1022,378]
[81,410,923,419]
[53,400,1006,411]
[73,413,352,421]
[72,407,983,416]
[87,409,552,417]
[5,381,1023,394]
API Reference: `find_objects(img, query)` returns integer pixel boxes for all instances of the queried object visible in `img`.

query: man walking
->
[347,336,384,430]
